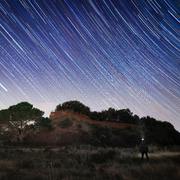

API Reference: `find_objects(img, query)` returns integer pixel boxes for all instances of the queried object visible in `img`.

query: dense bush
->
[90,125,140,147]
[35,117,52,130]
[90,108,138,124]
[59,118,73,128]
[141,117,180,146]
[55,100,90,115]
[90,149,116,164]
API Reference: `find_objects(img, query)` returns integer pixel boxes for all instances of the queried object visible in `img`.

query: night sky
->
[0,0,179,130]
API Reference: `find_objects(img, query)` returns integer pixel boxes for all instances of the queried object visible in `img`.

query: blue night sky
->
[0,0,180,130]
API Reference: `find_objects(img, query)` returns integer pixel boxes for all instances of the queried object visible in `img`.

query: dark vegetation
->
[89,125,139,147]
[58,118,73,128]
[35,117,53,130]
[0,100,180,146]
[0,146,179,180]
[0,102,44,144]
[55,101,90,116]
[54,100,180,146]
[0,101,180,179]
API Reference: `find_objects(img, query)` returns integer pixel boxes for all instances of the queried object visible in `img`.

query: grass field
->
[0,146,179,180]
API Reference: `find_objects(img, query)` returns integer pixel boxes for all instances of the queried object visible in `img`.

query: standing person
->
[139,138,149,160]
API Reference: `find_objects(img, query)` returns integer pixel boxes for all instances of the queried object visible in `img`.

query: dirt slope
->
[28,111,137,146]
[50,111,136,129]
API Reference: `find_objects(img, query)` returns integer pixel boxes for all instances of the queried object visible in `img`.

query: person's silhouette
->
[139,139,149,160]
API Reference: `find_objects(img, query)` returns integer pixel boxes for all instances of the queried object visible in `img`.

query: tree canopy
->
[55,100,90,115]
[141,116,180,145]
[0,102,44,142]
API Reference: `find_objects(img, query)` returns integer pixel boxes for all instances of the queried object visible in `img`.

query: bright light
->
[0,83,8,92]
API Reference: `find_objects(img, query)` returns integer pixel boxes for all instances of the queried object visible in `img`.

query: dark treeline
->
[55,100,138,124]
[0,100,180,146]
[55,100,180,146]
[90,108,138,124]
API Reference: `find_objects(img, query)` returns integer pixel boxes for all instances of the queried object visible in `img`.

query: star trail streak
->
[0,0,180,130]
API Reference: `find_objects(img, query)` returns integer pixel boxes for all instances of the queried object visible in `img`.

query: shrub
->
[59,118,73,128]
[35,117,52,130]
[90,149,116,164]
[17,159,34,169]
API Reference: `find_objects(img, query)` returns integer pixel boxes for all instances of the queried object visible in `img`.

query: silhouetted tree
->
[133,114,140,124]
[55,104,62,111]
[0,102,44,142]
[55,100,90,115]
[141,116,180,145]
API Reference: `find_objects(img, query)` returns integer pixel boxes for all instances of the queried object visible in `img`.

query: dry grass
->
[0,146,179,180]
